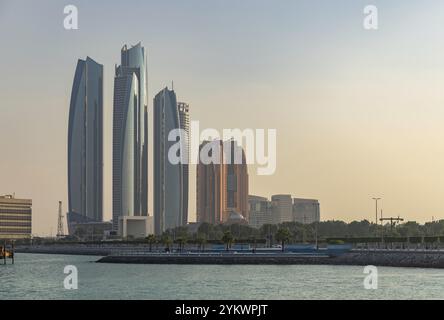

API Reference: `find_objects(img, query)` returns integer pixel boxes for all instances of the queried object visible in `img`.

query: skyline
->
[2,1,444,236]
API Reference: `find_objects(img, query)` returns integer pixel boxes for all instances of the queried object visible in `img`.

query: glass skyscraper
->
[67,57,103,225]
[113,43,148,231]
[153,88,188,234]
[178,102,190,226]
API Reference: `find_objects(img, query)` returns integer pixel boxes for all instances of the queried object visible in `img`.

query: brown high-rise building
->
[196,140,249,224]
[224,140,249,222]
[196,140,226,224]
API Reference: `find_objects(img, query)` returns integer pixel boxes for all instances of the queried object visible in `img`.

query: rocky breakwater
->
[329,250,444,268]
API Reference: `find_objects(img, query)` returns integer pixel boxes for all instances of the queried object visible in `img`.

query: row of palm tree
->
[145,228,294,252]
[221,231,234,251]
[194,220,444,242]
[145,233,209,252]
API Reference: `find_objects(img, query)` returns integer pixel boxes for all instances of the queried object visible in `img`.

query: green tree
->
[161,234,173,252]
[260,224,278,247]
[222,231,234,251]
[175,237,187,252]
[196,234,207,252]
[175,226,189,239]
[276,228,291,252]
[197,222,214,239]
[146,234,156,252]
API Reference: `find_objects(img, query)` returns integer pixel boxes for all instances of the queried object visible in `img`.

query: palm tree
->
[261,224,278,247]
[251,236,257,253]
[198,222,214,239]
[196,235,207,252]
[161,234,173,252]
[176,237,187,252]
[276,228,291,252]
[146,234,156,252]
[222,231,234,252]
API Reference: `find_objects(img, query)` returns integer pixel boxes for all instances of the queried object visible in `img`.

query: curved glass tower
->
[68,57,103,225]
[113,43,148,231]
[154,87,187,234]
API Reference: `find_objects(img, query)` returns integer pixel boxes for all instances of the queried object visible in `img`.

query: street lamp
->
[312,202,320,250]
[372,197,381,225]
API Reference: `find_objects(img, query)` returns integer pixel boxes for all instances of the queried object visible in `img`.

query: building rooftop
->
[293,198,319,203]
[0,194,32,204]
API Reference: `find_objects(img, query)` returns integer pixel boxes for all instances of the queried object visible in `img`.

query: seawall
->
[97,250,444,268]
[16,245,118,256]
[329,250,444,268]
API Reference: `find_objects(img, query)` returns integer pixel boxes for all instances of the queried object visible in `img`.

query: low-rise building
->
[69,221,112,241]
[293,198,320,224]
[248,195,272,228]
[271,194,293,224]
[118,216,154,239]
[0,194,32,239]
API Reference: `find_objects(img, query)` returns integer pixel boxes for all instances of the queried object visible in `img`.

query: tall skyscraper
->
[224,140,249,222]
[178,102,190,226]
[113,43,148,231]
[153,87,187,234]
[196,140,226,224]
[68,57,103,226]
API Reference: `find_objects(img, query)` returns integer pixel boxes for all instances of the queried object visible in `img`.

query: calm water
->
[1,253,444,299]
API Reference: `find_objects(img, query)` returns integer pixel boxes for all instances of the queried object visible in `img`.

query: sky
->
[1,0,444,236]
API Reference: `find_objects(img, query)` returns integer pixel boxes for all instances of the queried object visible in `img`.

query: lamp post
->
[313,202,320,250]
[317,202,320,249]
[372,197,381,225]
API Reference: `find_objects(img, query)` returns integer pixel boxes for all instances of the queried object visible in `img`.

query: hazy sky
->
[1,0,444,236]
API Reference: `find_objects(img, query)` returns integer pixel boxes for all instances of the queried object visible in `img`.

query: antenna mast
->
[57,201,65,238]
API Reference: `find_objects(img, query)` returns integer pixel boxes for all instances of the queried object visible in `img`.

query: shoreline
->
[15,245,444,268]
